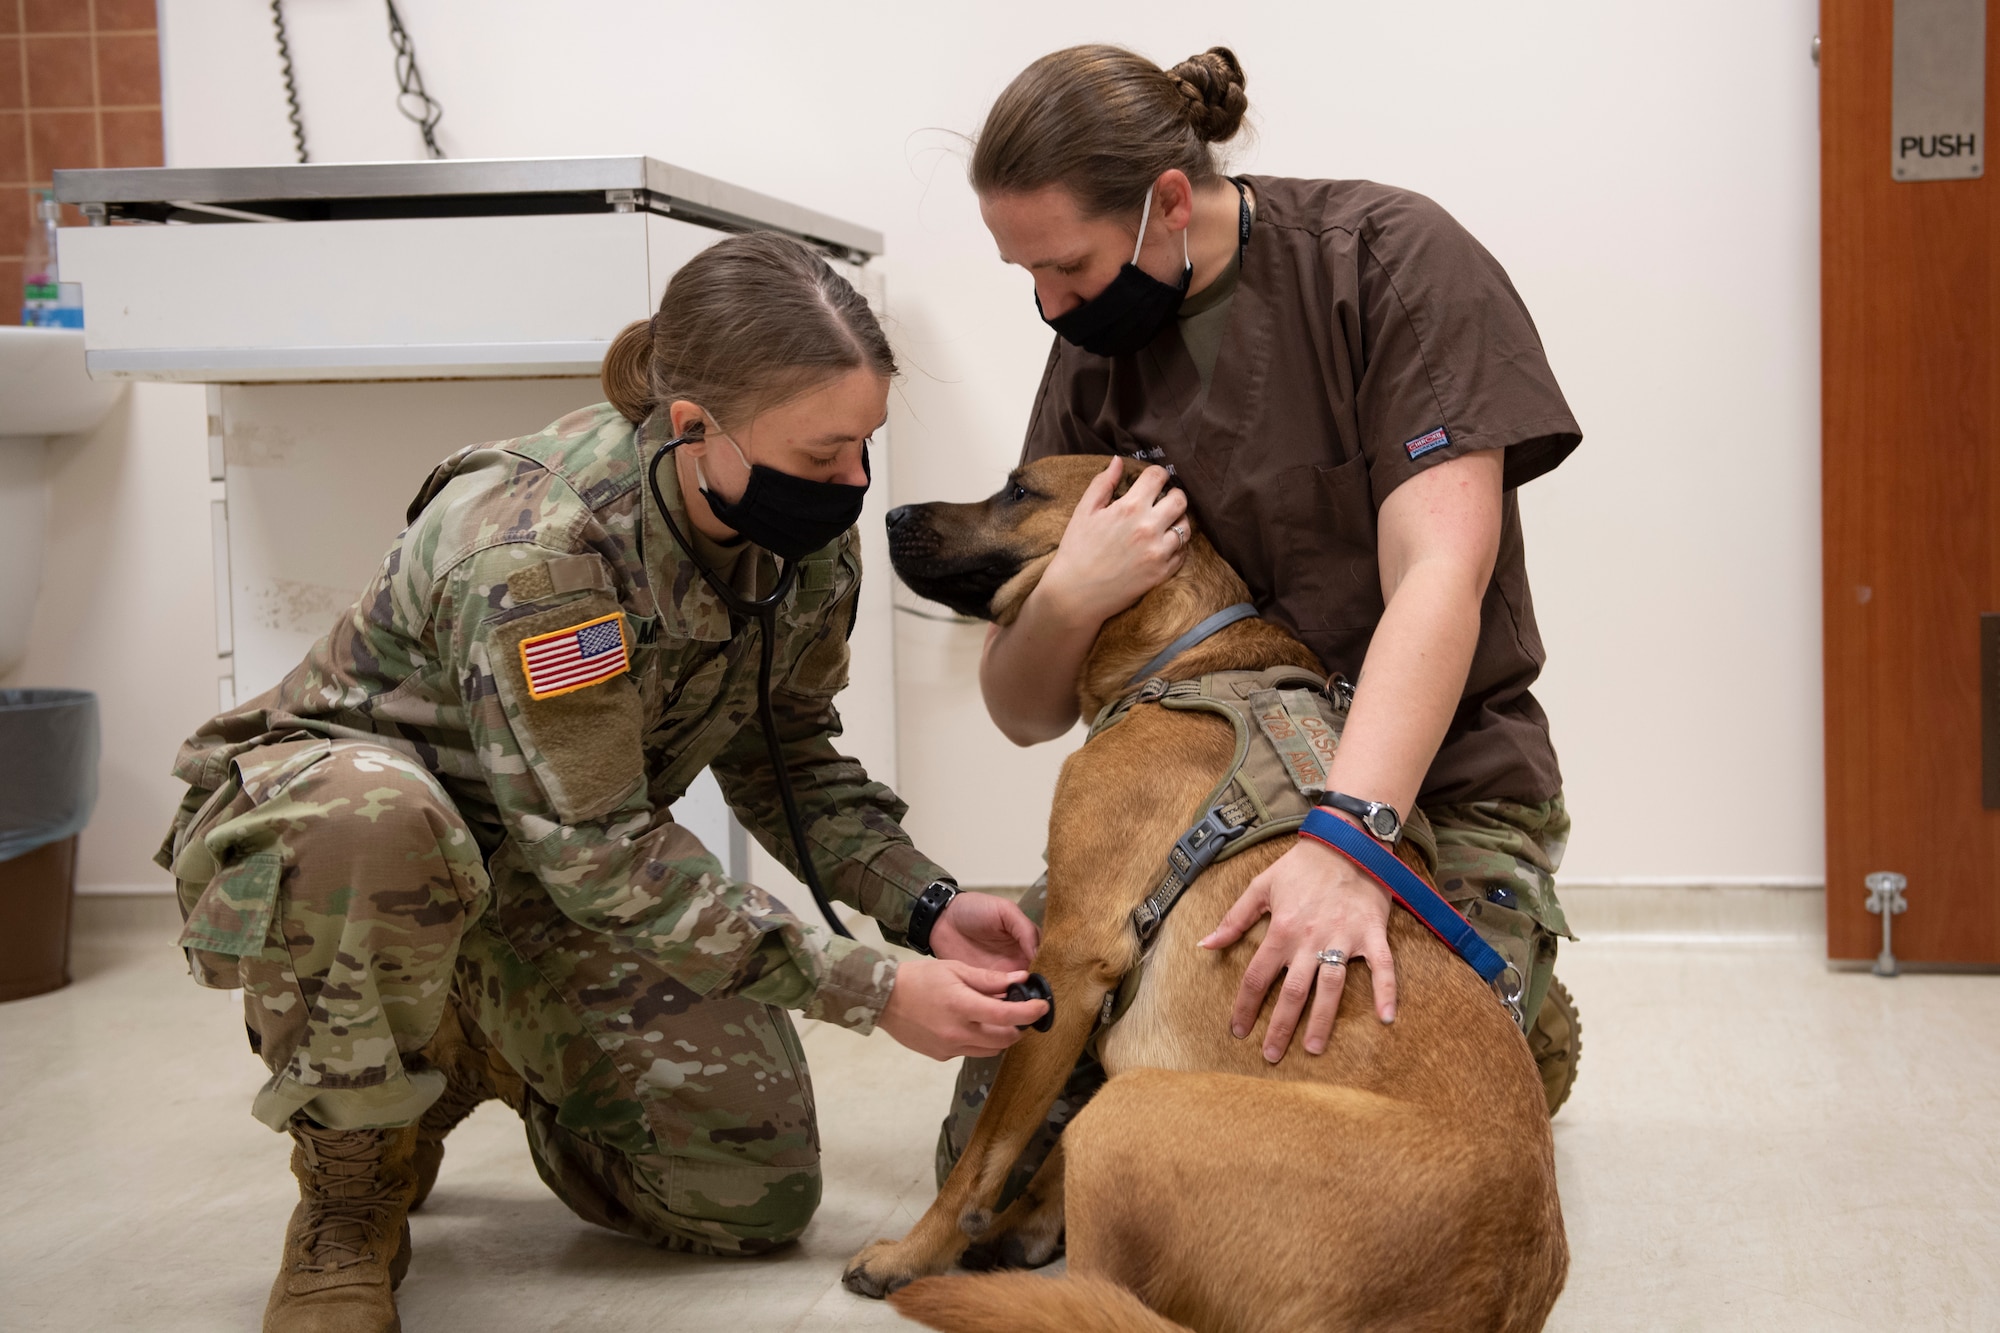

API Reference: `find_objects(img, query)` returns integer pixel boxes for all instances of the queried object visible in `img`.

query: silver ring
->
[1316,948,1348,968]
[1172,523,1189,548]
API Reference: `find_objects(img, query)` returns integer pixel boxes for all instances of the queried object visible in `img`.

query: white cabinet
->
[62,211,710,381]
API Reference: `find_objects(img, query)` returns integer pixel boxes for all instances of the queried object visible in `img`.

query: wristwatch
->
[905,878,960,956]
[1315,791,1402,843]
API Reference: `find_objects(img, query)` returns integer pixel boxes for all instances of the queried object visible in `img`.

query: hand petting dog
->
[1040,458,1188,625]
[1202,831,1398,1060]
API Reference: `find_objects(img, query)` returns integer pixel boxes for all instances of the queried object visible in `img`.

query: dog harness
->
[1088,657,1522,1031]
[1087,663,1428,1027]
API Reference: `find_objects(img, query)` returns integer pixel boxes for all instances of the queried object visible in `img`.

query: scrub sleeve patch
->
[491,595,645,824]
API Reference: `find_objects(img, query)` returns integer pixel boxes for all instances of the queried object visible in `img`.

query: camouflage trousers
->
[169,737,820,1255]
[935,796,1573,1196]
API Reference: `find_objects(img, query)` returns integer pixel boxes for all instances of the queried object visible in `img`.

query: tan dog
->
[853,456,1566,1332]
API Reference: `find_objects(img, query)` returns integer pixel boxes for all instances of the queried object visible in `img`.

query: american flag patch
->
[519,613,629,700]
[1404,426,1451,460]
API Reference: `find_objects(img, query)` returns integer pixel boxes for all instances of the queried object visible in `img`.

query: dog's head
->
[888,455,1323,717]
[885,455,1147,624]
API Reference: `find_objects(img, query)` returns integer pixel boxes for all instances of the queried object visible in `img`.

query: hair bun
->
[600,316,659,424]
[1168,47,1247,143]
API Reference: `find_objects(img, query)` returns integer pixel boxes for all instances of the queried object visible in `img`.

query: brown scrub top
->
[1020,175,1581,805]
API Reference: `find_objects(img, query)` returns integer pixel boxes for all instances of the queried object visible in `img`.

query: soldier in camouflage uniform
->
[160,234,1042,1333]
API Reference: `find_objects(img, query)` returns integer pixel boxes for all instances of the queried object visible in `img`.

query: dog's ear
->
[1105,459,1195,539]
[1107,456,1152,500]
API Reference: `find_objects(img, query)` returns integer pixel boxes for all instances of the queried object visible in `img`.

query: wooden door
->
[1822,0,2000,964]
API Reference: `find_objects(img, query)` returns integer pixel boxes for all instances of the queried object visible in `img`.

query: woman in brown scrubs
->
[936,42,1584,1191]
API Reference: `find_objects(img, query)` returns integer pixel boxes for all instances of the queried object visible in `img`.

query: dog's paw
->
[960,1225,1065,1272]
[842,1239,921,1300]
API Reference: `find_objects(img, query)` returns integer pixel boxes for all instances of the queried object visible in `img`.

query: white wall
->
[19,0,1822,892]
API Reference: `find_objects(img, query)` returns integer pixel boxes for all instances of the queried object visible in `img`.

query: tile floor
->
[2,896,1995,1331]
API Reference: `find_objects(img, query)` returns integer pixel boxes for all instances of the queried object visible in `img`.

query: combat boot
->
[1529,976,1583,1116]
[409,996,526,1211]
[265,1116,419,1333]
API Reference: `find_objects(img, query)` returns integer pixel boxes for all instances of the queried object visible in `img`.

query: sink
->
[1,327,125,435]
[1,327,129,676]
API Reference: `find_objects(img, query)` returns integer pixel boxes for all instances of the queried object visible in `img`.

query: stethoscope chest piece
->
[1007,972,1055,1033]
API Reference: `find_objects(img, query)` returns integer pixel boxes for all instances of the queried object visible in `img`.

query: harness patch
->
[1250,688,1340,795]
[1404,426,1451,460]
[519,613,629,700]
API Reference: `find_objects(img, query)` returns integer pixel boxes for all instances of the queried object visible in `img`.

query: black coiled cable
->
[270,0,307,163]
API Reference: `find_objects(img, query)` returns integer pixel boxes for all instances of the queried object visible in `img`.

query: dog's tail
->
[888,1271,1191,1333]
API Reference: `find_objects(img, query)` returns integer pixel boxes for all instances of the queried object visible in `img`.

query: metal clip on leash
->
[1493,964,1525,1030]
[647,434,853,940]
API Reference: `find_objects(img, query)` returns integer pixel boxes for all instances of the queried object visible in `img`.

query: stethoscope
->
[645,427,854,940]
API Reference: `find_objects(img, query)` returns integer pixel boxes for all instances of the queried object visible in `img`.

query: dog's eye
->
[1008,484,1028,503]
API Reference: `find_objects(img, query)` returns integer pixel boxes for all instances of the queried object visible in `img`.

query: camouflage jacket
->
[158,403,948,1032]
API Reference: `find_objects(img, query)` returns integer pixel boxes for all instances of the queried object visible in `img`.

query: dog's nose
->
[885,505,913,530]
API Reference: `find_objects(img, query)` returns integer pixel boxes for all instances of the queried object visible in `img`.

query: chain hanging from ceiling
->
[385,0,446,160]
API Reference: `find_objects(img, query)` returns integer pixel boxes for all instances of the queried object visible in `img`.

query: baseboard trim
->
[1560,881,1824,945]
[71,892,183,943]
[1826,958,2000,974]
[69,881,1839,949]
[1559,877,1824,891]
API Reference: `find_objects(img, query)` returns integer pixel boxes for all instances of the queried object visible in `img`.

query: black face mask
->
[698,433,870,562]
[1039,186,1191,357]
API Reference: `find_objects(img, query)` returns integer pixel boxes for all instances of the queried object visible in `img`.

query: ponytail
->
[601,317,657,424]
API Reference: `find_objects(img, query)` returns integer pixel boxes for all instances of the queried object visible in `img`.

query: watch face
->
[1367,808,1399,839]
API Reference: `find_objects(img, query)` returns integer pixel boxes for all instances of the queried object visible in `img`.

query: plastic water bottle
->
[19,192,82,329]
[20,193,56,326]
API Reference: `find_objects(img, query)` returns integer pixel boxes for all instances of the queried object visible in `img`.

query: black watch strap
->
[905,879,959,956]
[1315,791,1402,843]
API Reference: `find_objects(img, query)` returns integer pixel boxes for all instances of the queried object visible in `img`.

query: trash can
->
[0,689,99,1001]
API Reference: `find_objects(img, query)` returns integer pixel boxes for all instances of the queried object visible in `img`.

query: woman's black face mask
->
[1038,185,1191,358]
[697,431,870,562]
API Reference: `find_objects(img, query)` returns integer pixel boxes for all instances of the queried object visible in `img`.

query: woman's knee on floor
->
[635,1153,824,1254]
[523,1091,823,1255]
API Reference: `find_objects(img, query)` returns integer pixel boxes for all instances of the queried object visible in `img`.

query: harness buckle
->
[1327,673,1356,709]
[1182,804,1250,860]
[1136,676,1171,704]
[1132,805,1252,946]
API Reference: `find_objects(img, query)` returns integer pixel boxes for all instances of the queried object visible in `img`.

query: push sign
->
[1892,0,1986,182]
